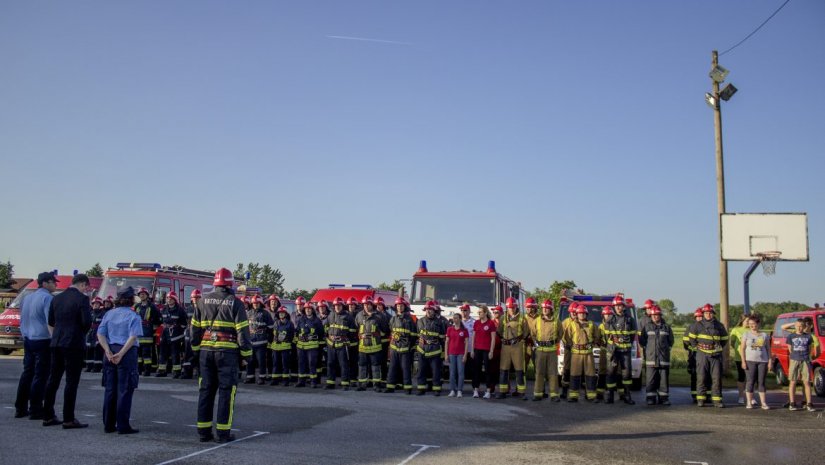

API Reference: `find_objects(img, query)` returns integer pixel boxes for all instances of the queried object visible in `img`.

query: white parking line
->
[154,431,269,465]
[3,407,14,410]
[684,461,709,465]
[397,444,440,465]
[152,421,169,425]
[83,414,96,417]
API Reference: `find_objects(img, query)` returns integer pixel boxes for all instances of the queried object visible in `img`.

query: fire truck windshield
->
[411,278,495,306]
[97,277,154,300]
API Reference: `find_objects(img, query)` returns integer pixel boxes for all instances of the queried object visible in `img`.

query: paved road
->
[1,357,822,465]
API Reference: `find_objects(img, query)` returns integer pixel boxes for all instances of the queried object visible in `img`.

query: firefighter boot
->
[659,396,671,406]
[172,371,181,379]
[605,390,615,404]
[198,427,214,443]
[85,363,93,373]
[623,388,635,405]
[560,386,568,399]
[181,367,193,380]
[155,370,167,378]
[646,396,656,406]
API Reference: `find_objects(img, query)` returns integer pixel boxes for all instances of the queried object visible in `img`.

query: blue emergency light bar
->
[572,295,619,302]
[116,262,162,270]
[419,260,428,272]
[350,284,373,289]
[487,260,496,273]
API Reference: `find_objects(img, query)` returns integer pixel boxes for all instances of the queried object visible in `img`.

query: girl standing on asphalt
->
[445,313,469,397]
[739,315,771,410]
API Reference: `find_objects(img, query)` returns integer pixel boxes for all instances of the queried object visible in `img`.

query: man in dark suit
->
[42,274,92,429]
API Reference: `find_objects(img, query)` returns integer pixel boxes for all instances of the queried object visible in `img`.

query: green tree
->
[85,263,104,277]
[233,262,286,295]
[376,280,405,292]
[658,298,678,322]
[0,261,13,288]
[528,280,577,309]
[284,288,317,301]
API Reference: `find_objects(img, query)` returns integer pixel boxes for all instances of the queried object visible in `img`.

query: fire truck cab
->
[409,260,524,319]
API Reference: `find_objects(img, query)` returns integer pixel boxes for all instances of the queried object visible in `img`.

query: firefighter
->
[603,295,637,404]
[689,303,728,408]
[374,296,392,388]
[496,297,530,399]
[530,299,561,402]
[562,304,601,402]
[85,297,106,372]
[191,268,252,443]
[263,295,281,383]
[638,299,655,336]
[385,297,417,394]
[523,297,540,383]
[134,287,161,376]
[290,296,306,384]
[241,296,251,312]
[683,308,704,402]
[597,305,614,399]
[325,297,356,390]
[346,297,360,383]
[356,296,389,391]
[244,295,274,385]
[296,302,324,388]
[639,305,674,406]
[156,292,188,378]
[270,306,295,386]
[559,299,576,399]
[316,300,330,382]
[182,289,202,380]
[416,301,446,395]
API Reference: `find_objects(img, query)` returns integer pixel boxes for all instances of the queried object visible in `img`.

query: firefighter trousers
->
[386,350,413,390]
[606,350,633,392]
[270,349,291,382]
[197,350,238,437]
[182,336,194,376]
[696,352,723,403]
[417,355,442,391]
[597,350,607,395]
[569,353,597,400]
[298,348,319,385]
[347,345,359,385]
[317,343,327,378]
[326,346,350,386]
[158,339,183,374]
[561,347,572,388]
[246,346,268,379]
[645,366,669,400]
[533,350,559,397]
[380,342,390,383]
[499,343,525,371]
[687,351,697,398]
[358,351,384,386]
[85,343,103,371]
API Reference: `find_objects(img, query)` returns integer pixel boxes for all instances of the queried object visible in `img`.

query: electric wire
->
[719,0,791,56]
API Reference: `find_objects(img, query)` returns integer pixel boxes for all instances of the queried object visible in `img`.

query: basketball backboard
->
[721,213,808,261]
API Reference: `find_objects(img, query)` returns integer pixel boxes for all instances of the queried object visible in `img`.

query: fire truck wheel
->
[0,348,13,355]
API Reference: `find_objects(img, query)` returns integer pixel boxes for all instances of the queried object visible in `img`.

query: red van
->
[311,284,399,312]
[0,275,102,354]
[771,309,825,397]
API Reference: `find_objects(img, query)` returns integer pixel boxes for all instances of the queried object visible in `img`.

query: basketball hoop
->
[757,251,781,276]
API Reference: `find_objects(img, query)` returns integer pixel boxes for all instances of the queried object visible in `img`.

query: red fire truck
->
[311,285,398,311]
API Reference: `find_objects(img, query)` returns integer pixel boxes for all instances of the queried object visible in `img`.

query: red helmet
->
[505,297,518,309]
[190,289,202,299]
[213,268,234,287]
[303,302,314,310]
[268,294,280,302]
[702,303,715,314]
[492,305,503,314]
[575,305,588,315]
[92,296,103,305]
[395,297,409,306]
[137,287,150,297]
[694,308,704,318]
[649,305,662,316]
[374,296,385,305]
[424,300,437,310]
[644,299,654,309]
[295,296,306,306]
[361,295,373,305]
[166,291,179,303]
[317,300,329,309]
[601,305,614,316]
[525,297,538,309]
[251,295,263,305]
[346,297,358,306]
[333,297,345,306]
[541,299,553,310]
[612,295,625,306]
[559,296,569,303]
[277,306,289,314]
[106,295,114,302]
[568,302,578,312]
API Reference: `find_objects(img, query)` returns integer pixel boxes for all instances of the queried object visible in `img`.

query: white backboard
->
[721,213,808,261]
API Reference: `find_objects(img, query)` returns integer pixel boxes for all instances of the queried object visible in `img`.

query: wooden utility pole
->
[711,50,730,329]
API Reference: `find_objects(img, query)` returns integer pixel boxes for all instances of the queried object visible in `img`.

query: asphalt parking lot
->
[1,356,822,465]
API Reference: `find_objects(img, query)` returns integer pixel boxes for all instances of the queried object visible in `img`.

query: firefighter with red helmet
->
[182,289,202,380]
[639,305,674,405]
[316,300,331,381]
[244,295,274,385]
[373,296,392,387]
[191,268,252,443]
[530,299,562,401]
[683,308,704,401]
[270,306,295,386]
[296,302,325,387]
[385,297,417,394]
[156,292,188,378]
[638,299,655,336]
[562,303,601,402]
[523,297,540,376]
[602,295,638,404]
[597,305,615,399]
[325,297,356,389]
[85,297,106,372]
[559,299,576,399]
[496,297,530,399]
[290,296,307,384]
[416,300,447,395]
[346,297,360,382]
[689,303,728,407]
[356,296,390,391]
[134,287,161,376]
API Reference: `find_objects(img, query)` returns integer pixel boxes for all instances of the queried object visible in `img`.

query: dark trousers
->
[158,339,183,373]
[197,350,238,436]
[645,366,669,400]
[43,347,84,422]
[138,343,153,372]
[606,350,633,391]
[271,349,291,381]
[317,343,327,378]
[182,336,195,375]
[15,338,51,416]
[687,351,697,398]
[417,355,442,391]
[387,350,413,390]
[358,351,384,386]
[380,343,390,382]
[745,361,768,393]
[697,352,723,403]
[290,343,300,382]
[472,349,495,389]
[298,348,319,384]
[326,346,350,386]
[246,346,268,379]
[347,345,358,384]
[102,345,138,432]
[85,343,103,370]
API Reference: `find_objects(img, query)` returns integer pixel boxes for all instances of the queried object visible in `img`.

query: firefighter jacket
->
[356,311,389,354]
[683,321,698,352]
[296,316,324,350]
[531,316,562,352]
[603,312,637,352]
[318,312,330,346]
[637,314,651,337]
[160,304,188,343]
[524,312,540,345]
[190,287,252,358]
[134,302,161,340]
[417,316,447,357]
[375,309,392,343]
[688,319,728,356]
[389,313,418,353]
[271,317,295,351]
[639,320,674,367]
[497,311,529,345]
[326,311,356,349]
[86,308,106,347]
[562,320,601,355]
[247,308,275,348]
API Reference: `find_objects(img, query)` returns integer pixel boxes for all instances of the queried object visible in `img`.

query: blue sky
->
[2,1,823,312]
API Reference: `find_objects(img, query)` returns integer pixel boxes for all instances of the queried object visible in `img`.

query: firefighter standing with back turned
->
[690,303,728,408]
[190,268,252,443]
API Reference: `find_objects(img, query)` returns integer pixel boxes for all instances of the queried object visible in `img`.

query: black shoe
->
[325,384,335,390]
[343,386,349,391]
[118,428,139,435]
[384,388,394,393]
[62,419,89,429]
[93,367,101,373]
[311,383,319,389]
[216,434,236,443]
[434,391,440,397]
[623,391,635,405]
[283,382,290,387]
[199,434,215,443]
[605,392,614,404]
[532,396,542,401]
[374,386,383,393]
[593,397,601,404]
[42,417,62,427]
[560,387,568,399]
[714,402,725,408]
[257,379,266,386]
[181,373,193,380]
[697,400,705,407]
[551,396,561,403]
[173,372,181,379]
[416,390,426,396]
[243,378,254,384]
[296,381,306,388]
[356,386,366,392]
[646,398,656,406]
[495,393,505,400]
[270,380,279,386]
[29,413,44,420]
[660,399,671,406]
[155,372,167,378]
[567,397,578,403]
[85,366,93,373]
[14,410,29,419]
[405,389,412,395]
[105,427,117,434]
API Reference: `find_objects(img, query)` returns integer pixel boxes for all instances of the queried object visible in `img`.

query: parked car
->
[771,308,825,397]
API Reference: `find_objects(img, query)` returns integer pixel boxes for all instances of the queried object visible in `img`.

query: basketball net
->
[757,252,781,276]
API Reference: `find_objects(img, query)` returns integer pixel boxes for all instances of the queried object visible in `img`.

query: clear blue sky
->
[2,1,823,312]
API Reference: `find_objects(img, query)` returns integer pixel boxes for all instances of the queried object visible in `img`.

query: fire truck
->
[0,273,102,354]
[409,260,524,319]
[311,285,398,312]
[557,292,643,390]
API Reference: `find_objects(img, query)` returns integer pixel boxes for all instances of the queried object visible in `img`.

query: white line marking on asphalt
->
[83,414,96,417]
[152,421,169,425]
[154,431,269,465]
[186,425,198,428]
[3,407,14,409]
[684,461,709,465]
[398,444,440,465]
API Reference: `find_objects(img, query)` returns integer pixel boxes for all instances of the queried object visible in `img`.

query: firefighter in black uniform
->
[85,297,106,372]
[156,292,188,378]
[245,295,274,385]
[182,289,201,380]
[355,296,389,392]
[346,297,360,385]
[639,305,674,405]
[316,300,330,382]
[325,297,356,390]
[134,287,161,376]
[385,297,418,394]
[689,303,728,408]
[191,268,252,443]
[416,301,447,396]
[683,307,704,402]
[374,296,392,387]
[290,296,306,384]
[602,295,637,404]
[296,302,324,388]
[270,306,295,386]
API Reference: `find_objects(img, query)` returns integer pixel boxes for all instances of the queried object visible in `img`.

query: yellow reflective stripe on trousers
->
[217,385,237,431]
[197,421,213,428]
